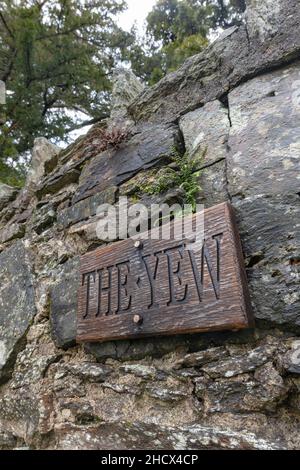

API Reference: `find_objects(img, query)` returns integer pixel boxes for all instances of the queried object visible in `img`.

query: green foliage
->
[0,160,25,187]
[163,34,208,72]
[128,0,246,85]
[0,0,131,177]
[141,148,206,211]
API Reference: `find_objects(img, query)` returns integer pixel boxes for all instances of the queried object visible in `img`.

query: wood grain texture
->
[77,202,254,343]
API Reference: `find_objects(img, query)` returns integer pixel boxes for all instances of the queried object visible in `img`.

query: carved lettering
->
[142,253,161,309]
[77,203,253,343]
[96,266,114,316]
[189,233,223,301]
[165,245,188,305]
[82,271,96,319]
[116,261,132,313]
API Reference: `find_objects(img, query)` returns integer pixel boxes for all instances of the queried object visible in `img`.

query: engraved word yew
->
[77,202,254,343]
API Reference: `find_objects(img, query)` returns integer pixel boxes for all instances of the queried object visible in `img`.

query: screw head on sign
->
[133,314,143,325]
[134,240,143,249]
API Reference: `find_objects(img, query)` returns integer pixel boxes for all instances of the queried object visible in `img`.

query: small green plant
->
[141,147,206,211]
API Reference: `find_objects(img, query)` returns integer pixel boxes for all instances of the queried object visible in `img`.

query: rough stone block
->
[73,123,182,203]
[179,100,230,165]
[57,187,116,229]
[50,256,80,349]
[228,62,300,198]
[0,242,36,383]
[0,184,18,212]
[129,0,300,123]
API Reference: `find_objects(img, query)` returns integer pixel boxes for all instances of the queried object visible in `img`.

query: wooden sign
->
[77,202,254,343]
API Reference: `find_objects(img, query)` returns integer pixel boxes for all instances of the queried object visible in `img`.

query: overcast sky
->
[118,0,157,33]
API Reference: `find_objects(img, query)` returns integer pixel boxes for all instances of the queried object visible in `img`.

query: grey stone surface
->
[175,347,229,368]
[228,62,300,198]
[0,242,36,383]
[10,344,59,389]
[73,123,182,203]
[110,67,144,121]
[50,256,80,348]
[0,431,17,450]
[26,137,60,189]
[227,63,300,329]
[0,393,40,440]
[282,340,300,374]
[56,421,284,450]
[180,100,230,206]
[31,203,56,235]
[0,80,5,104]
[199,159,228,207]
[195,362,288,413]
[179,100,230,165]
[0,184,18,212]
[129,0,300,123]
[85,335,190,362]
[201,344,276,378]
[0,222,25,244]
[246,0,284,41]
[238,196,300,329]
[64,363,112,383]
[36,167,80,200]
[57,187,116,229]
[145,380,190,402]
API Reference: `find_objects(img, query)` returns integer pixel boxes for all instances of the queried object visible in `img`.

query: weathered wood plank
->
[77,202,254,343]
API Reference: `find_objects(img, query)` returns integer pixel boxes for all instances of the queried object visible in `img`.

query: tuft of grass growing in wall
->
[141,147,206,211]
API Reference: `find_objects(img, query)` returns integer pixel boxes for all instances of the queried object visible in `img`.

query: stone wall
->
[0,0,299,450]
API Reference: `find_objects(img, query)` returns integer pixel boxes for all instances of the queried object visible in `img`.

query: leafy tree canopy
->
[0,0,246,186]
[128,0,246,84]
[0,0,131,181]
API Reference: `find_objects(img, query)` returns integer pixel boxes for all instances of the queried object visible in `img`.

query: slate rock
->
[201,344,276,378]
[0,431,17,450]
[50,256,80,349]
[129,0,300,123]
[175,347,228,369]
[32,203,56,234]
[228,62,300,199]
[145,379,190,402]
[0,242,36,383]
[0,184,18,212]
[226,64,300,329]
[199,159,228,207]
[0,222,25,244]
[64,363,112,382]
[282,340,300,374]
[36,168,80,200]
[0,393,40,440]
[56,421,284,450]
[85,335,189,362]
[57,186,116,229]
[195,362,288,413]
[120,364,160,380]
[179,100,230,206]
[73,123,182,204]
[110,67,144,121]
[26,137,60,189]
[10,344,59,389]
[246,0,285,41]
[235,194,300,262]
[179,100,230,165]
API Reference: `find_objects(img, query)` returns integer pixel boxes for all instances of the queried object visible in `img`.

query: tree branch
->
[65,114,109,133]
[0,12,14,39]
